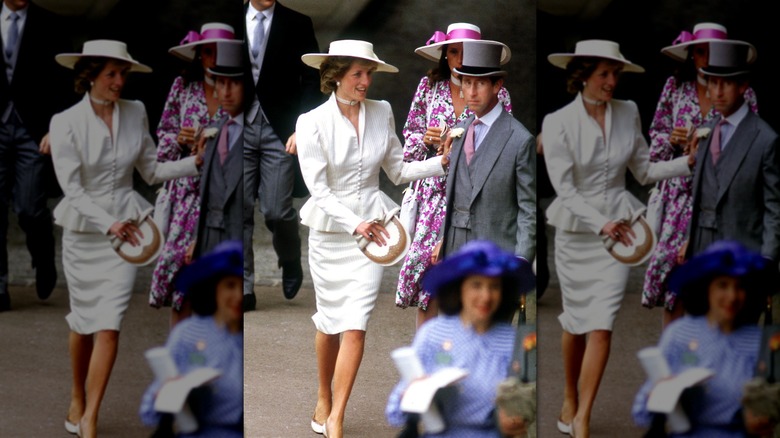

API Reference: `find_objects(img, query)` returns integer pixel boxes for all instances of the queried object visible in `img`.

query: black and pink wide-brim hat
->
[168,22,237,62]
[414,22,511,65]
[660,22,756,64]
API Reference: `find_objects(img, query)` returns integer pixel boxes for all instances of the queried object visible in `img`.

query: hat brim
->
[414,39,512,65]
[168,37,236,62]
[452,66,508,77]
[301,53,398,73]
[55,53,152,73]
[547,53,645,73]
[698,66,751,77]
[206,66,243,77]
[661,40,757,64]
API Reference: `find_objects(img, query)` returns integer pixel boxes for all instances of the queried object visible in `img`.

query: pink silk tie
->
[709,118,727,165]
[217,120,234,165]
[463,120,481,165]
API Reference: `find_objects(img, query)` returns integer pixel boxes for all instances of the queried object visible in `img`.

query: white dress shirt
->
[719,100,749,152]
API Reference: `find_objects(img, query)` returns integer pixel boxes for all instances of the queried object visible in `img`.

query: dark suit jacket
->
[244,1,322,197]
[687,110,780,261]
[0,3,75,143]
[441,109,537,261]
[194,117,244,258]
[244,1,322,139]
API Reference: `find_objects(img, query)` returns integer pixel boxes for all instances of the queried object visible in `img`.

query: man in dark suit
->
[194,41,245,260]
[438,40,537,263]
[0,0,74,311]
[243,0,321,310]
[685,40,780,262]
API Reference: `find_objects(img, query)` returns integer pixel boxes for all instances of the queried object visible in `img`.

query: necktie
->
[463,120,482,165]
[709,118,727,165]
[251,13,265,59]
[217,120,235,165]
[4,12,19,62]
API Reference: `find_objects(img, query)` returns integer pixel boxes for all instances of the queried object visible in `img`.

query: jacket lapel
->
[691,118,716,203]
[716,112,759,204]
[200,118,227,198]
[224,128,243,197]
[470,111,511,204]
[446,114,474,202]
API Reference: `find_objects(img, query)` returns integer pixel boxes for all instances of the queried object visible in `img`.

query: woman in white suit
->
[296,40,450,438]
[542,40,695,438]
[49,40,204,438]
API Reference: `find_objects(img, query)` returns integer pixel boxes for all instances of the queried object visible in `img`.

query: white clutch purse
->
[602,208,657,266]
[354,207,410,266]
[110,207,164,266]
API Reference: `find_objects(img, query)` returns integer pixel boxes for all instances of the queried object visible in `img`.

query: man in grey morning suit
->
[194,41,244,259]
[685,40,780,263]
[439,40,536,262]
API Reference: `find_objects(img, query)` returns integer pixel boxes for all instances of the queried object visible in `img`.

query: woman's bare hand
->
[497,408,528,437]
[431,240,443,264]
[423,126,443,147]
[355,221,389,246]
[109,221,144,247]
[177,126,198,146]
[601,221,635,246]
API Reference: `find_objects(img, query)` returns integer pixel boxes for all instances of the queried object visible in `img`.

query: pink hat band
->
[672,27,728,45]
[426,28,482,46]
[180,28,235,45]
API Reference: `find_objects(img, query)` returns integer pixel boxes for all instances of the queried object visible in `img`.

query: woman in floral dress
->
[148,23,234,326]
[395,23,511,328]
[641,23,757,326]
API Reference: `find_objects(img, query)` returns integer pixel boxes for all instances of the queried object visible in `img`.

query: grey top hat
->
[206,40,244,77]
[453,40,510,78]
[699,40,756,77]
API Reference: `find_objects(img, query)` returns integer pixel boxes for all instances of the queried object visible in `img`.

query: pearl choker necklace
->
[582,95,605,106]
[335,94,358,106]
[89,94,112,106]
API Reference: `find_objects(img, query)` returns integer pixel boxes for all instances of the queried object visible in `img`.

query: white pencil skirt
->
[554,230,630,334]
[62,229,137,334]
[308,229,384,334]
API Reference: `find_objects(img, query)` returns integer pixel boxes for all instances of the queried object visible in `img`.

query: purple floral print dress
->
[149,77,225,310]
[395,76,511,310]
[641,76,757,310]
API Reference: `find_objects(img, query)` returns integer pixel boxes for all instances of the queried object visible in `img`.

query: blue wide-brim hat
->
[175,240,243,293]
[668,240,776,305]
[422,240,535,297]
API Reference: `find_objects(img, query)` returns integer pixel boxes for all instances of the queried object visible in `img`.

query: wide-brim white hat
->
[413,22,511,65]
[548,39,644,73]
[659,22,756,64]
[56,39,151,73]
[168,23,236,62]
[302,39,398,73]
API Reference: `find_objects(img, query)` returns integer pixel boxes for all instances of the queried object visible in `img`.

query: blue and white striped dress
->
[632,316,761,437]
[139,316,243,437]
[386,315,515,437]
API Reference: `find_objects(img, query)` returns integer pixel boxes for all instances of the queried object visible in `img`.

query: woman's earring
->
[582,81,587,87]
[90,81,94,87]
[336,81,341,87]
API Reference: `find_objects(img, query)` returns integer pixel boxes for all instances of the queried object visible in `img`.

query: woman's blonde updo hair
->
[319,56,378,94]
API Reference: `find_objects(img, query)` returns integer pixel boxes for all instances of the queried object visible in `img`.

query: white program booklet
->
[646,367,715,414]
[400,367,469,414]
[154,367,222,413]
